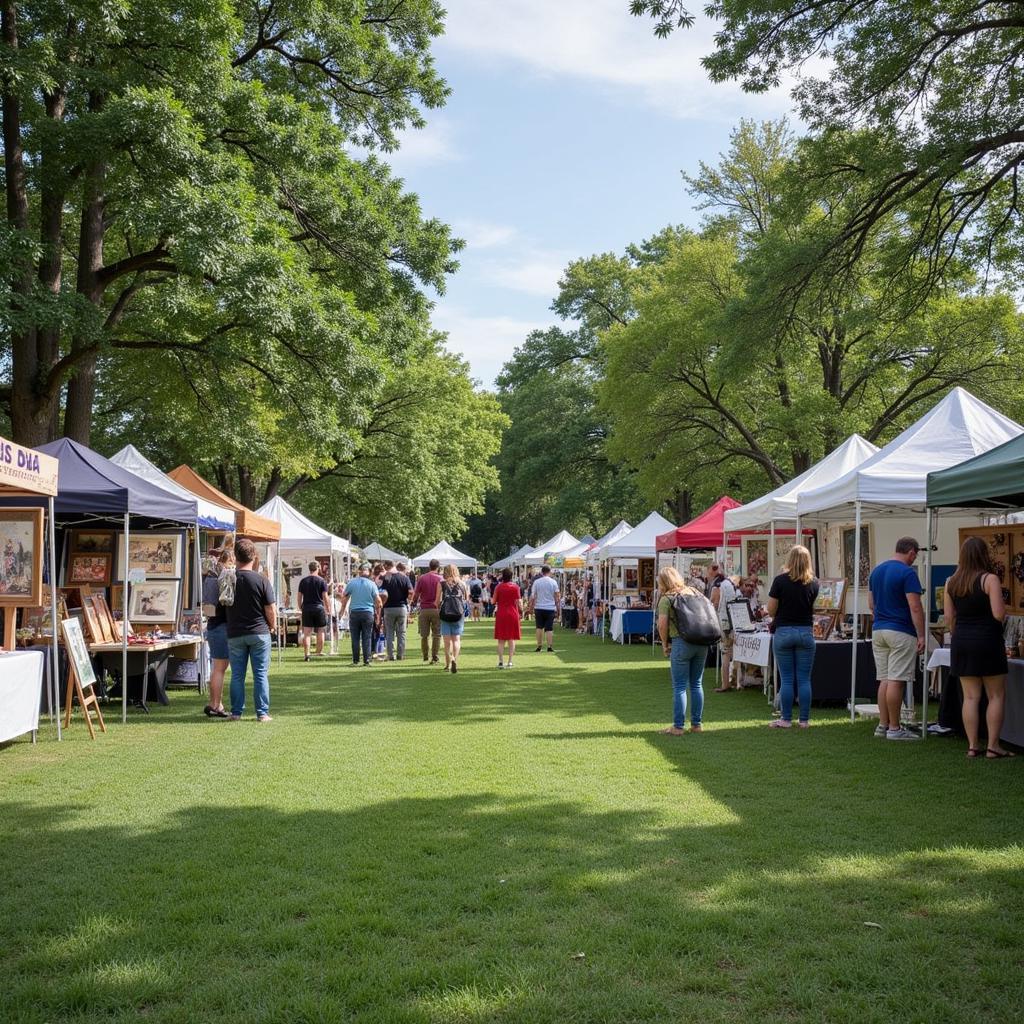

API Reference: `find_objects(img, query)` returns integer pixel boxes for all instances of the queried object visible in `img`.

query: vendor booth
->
[796,387,1023,723]
[491,544,534,572]
[362,541,410,565]
[523,530,580,566]
[167,464,281,545]
[597,511,675,642]
[926,431,1024,747]
[412,541,478,570]
[38,438,200,723]
[256,495,350,654]
[0,434,60,743]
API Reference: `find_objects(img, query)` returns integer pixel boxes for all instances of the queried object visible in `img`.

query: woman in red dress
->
[493,567,523,669]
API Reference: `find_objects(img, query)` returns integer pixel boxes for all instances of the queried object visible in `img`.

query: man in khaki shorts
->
[411,558,443,664]
[868,538,926,741]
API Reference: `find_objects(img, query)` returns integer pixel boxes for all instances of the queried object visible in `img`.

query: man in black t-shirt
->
[226,538,277,722]
[297,561,329,661]
[380,559,413,661]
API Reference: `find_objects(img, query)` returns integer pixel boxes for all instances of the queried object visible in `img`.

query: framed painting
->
[61,616,97,686]
[726,599,754,632]
[68,553,112,586]
[0,508,44,606]
[841,525,872,589]
[815,578,847,611]
[812,611,838,640]
[129,580,181,623]
[70,530,115,554]
[123,533,181,579]
[81,593,113,643]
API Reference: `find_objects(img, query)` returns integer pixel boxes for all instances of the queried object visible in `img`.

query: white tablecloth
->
[732,630,772,668]
[927,648,951,671]
[0,650,44,743]
[610,608,654,643]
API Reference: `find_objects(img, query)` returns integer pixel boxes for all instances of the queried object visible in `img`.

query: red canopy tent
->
[656,495,796,552]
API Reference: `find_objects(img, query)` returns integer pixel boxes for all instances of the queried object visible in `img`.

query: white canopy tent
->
[796,388,1024,725]
[523,529,580,565]
[412,540,478,569]
[586,520,633,565]
[491,543,534,571]
[722,434,879,580]
[361,541,410,564]
[598,511,675,560]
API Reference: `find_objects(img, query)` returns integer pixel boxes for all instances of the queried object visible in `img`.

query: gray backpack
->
[218,568,236,606]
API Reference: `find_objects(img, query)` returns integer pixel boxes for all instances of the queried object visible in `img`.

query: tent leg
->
[49,497,61,741]
[195,525,207,695]
[922,508,934,740]
[849,503,861,723]
[123,513,130,725]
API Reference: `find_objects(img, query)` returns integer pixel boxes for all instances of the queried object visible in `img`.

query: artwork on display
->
[0,508,45,606]
[744,538,795,579]
[124,533,181,578]
[815,578,847,611]
[70,530,115,554]
[930,565,956,619]
[180,609,204,635]
[623,567,639,590]
[638,559,655,593]
[812,611,839,640]
[61,616,97,686]
[841,525,872,589]
[726,599,754,632]
[67,553,112,586]
[129,580,181,622]
[80,594,107,643]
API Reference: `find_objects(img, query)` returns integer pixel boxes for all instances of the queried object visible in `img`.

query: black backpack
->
[439,582,464,623]
[470,582,482,600]
[670,591,722,646]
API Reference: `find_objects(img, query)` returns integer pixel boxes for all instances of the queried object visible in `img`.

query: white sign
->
[127,568,147,584]
[0,433,59,495]
[733,630,772,667]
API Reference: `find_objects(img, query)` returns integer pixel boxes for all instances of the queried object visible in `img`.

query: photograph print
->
[0,508,44,606]
[129,580,181,622]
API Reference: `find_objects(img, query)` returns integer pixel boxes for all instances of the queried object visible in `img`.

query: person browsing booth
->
[529,565,561,652]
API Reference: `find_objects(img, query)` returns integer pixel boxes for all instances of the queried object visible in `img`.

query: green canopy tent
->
[927,432,1024,509]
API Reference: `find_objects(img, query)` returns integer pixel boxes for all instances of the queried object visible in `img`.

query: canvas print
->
[125,534,181,578]
[68,553,112,586]
[842,525,872,588]
[0,508,44,606]
[71,530,114,554]
[129,580,180,622]
[744,538,794,578]
[815,578,847,611]
[61,616,97,687]
[812,612,837,640]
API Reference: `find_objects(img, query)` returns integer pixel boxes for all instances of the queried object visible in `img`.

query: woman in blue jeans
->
[656,566,712,735]
[767,546,820,728]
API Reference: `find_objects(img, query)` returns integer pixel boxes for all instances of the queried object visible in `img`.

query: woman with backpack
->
[657,566,720,735]
[439,564,470,673]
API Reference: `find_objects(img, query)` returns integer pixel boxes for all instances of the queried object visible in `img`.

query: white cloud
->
[453,219,519,250]
[439,0,792,121]
[481,249,574,298]
[432,304,552,385]
[388,116,462,169]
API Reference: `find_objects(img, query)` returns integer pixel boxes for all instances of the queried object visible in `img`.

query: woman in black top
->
[766,545,820,728]
[944,536,1013,758]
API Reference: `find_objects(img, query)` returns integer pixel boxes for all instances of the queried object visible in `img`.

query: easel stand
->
[63,657,106,739]
[2,607,16,651]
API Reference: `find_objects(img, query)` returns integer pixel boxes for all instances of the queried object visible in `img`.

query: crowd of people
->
[200,535,1018,759]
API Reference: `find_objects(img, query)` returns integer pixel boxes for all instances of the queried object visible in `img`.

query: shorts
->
[207,622,229,661]
[720,629,734,654]
[872,629,918,683]
[535,608,556,631]
[440,618,464,636]
[301,606,328,629]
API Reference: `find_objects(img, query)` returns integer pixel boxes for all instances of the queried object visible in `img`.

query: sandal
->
[659,726,685,736]
[966,748,982,758]
[203,705,215,717]
[210,707,230,719]
[986,748,1016,759]
[768,719,792,729]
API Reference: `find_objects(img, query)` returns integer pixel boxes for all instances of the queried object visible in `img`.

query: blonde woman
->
[438,564,469,673]
[767,545,820,728]
[656,566,712,735]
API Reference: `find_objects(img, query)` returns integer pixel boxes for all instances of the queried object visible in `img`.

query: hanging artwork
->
[129,580,181,622]
[70,530,115,554]
[68,553,112,586]
[0,508,44,606]
[841,525,872,588]
[122,533,181,578]
[743,537,795,579]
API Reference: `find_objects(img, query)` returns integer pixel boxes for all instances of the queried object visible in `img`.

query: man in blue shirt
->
[341,563,382,666]
[868,537,925,741]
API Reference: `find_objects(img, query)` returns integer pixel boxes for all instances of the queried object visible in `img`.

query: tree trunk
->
[670,489,691,524]
[63,143,106,443]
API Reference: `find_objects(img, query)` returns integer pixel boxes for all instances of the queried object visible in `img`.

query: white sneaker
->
[886,728,920,741]
[874,724,887,737]
[506,660,513,669]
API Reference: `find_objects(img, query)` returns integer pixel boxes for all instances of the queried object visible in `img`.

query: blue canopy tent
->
[37,439,197,723]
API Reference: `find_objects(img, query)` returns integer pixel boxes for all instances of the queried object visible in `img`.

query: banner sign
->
[0,435,59,495]
[733,630,772,667]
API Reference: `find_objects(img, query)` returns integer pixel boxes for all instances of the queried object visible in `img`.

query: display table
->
[932,653,1024,747]
[89,639,200,712]
[733,631,772,668]
[561,608,579,630]
[811,639,879,701]
[611,608,654,643]
[0,650,44,743]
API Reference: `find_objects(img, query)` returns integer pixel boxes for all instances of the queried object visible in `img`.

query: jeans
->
[773,625,816,722]
[383,607,408,659]
[349,609,374,664]
[670,637,706,729]
[228,633,271,718]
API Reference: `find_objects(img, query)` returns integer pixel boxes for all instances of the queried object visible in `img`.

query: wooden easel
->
[1,606,16,651]
[60,620,106,739]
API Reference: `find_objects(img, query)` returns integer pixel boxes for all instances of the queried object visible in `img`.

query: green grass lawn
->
[2,624,1022,1023]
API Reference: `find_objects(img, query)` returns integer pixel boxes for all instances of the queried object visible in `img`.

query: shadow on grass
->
[1,793,1021,1024]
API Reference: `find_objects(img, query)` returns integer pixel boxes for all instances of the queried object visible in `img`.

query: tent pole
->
[849,503,862,723]
[769,520,776,582]
[922,507,934,741]
[122,513,130,724]
[195,525,207,695]
[48,497,61,741]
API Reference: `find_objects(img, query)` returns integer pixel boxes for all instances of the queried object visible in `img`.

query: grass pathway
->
[2,623,1022,1023]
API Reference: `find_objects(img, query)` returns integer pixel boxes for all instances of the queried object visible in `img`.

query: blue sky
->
[385,1,793,386]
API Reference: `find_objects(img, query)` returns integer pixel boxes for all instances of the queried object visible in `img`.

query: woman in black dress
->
[944,536,1014,758]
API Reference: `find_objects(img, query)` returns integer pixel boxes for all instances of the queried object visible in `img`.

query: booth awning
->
[38,439,195,523]
[927,432,1024,509]
[167,465,281,541]
[523,529,580,564]
[112,445,235,531]
[256,495,349,555]
[600,511,675,559]
[412,540,477,568]
[361,541,410,563]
